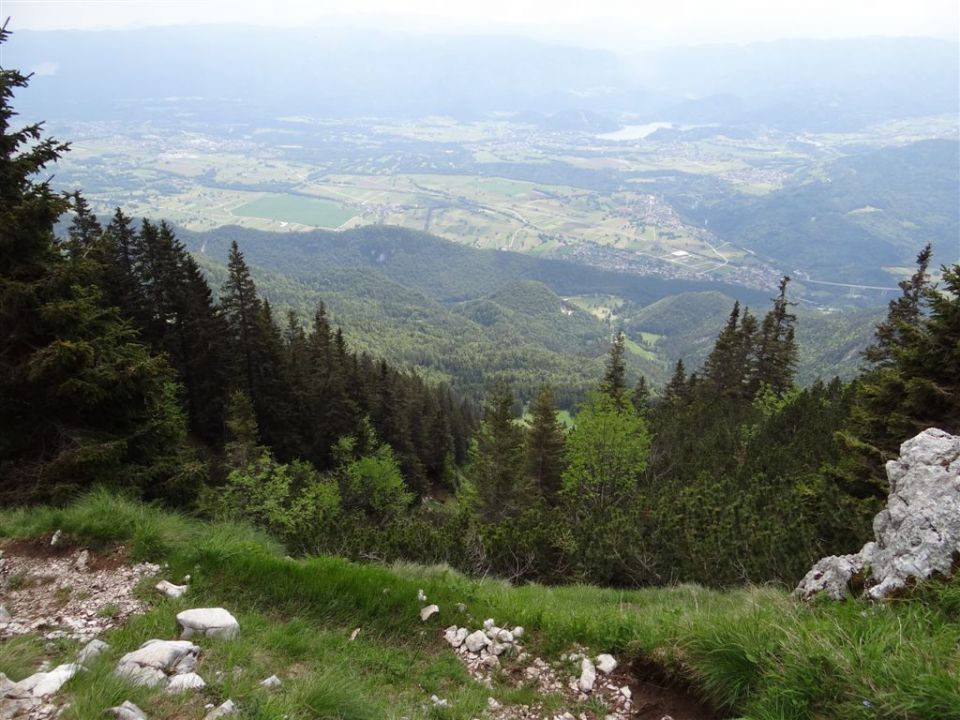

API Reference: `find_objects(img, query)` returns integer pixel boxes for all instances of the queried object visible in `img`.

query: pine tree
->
[524,384,567,502]
[65,192,102,258]
[466,382,527,521]
[631,376,651,415]
[752,277,797,396]
[664,359,687,402]
[221,240,262,398]
[601,330,628,408]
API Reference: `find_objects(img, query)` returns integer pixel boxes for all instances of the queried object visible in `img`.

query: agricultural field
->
[46,111,957,298]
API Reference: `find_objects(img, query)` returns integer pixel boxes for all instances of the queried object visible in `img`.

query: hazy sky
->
[2,0,958,50]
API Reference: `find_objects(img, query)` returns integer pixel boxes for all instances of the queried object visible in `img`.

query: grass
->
[232,195,357,229]
[2,489,958,719]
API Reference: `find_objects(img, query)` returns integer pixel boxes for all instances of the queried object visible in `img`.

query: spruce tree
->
[221,240,262,398]
[753,277,797,396]
[601,330,628,408]
[524,384,567,502]
[466,382,527,521]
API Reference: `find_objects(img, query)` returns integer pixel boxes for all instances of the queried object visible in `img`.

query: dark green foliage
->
[600,331,628,407]
[0,27,198,502]
[524,385,567,502]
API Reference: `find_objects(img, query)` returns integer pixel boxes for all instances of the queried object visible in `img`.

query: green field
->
[233,195,356,228]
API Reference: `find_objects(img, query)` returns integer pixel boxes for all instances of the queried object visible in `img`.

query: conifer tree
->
[664,359,687,402]
[752,277,797,396]
[524,384,567,501]
[65,191,102,258]
[221,240,262,398]
[601,330,628,408]
[631,376,651,415]
[466,382,527,521]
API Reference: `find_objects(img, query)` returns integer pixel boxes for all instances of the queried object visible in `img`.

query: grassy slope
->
[3,491,957,720]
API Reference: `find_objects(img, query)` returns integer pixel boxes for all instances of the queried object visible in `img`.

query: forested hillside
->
[3,24,959,590]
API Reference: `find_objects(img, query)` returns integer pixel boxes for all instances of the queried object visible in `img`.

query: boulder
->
[797,428,960,600]
[115,639,201,687]
[16,664,82,698]
[419,604,439,622]
[106,701,147,720]
[176,608,239,639]
[166,672,206,693]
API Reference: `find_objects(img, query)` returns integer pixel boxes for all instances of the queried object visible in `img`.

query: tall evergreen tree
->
[524,384,567,502]
[221,240,262,398]
[601,330,628,408]
[752,277,797,396]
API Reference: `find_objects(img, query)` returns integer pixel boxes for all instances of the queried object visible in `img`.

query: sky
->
[2,0,958,51]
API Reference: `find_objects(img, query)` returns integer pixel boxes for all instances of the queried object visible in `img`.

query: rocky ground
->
[1,536,717,720]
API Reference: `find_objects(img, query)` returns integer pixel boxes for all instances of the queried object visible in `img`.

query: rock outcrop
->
[797,428,960,600]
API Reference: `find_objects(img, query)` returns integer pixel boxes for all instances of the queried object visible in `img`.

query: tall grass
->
[2,491,958,719]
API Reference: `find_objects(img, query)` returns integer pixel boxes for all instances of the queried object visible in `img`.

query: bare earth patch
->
[0,537,160,643]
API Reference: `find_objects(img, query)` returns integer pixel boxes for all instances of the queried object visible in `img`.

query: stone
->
[429,695,448,708]
[487,697,501,710]
[166,672,206,693]
[420,604,439,622]
[496,629,514,643]
[511,626,524,639]
[464,630,489,653]
[797,429,960,600]
[176,608,239,639]
[0,605,9,621]
[204,699,236,720]
[578,658,596,693]
[349,628,361,641]
[619,685,632,700]
[260,675,282,688]
[482,618,495,630]
[155,581,188,599]
[50,530,62,547]
[443,626,468,648]
[74,551,89,572]
[105,701,147,720]
[595,653,617,674]
[18,664,82,697]
[78,639,110,665]
[0,673,13,694]
[417,589,427,602]
[115,639,201,687]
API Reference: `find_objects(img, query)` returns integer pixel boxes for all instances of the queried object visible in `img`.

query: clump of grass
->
[0,635,46,680]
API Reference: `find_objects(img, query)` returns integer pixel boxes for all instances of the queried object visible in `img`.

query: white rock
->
[204,699,236,720]
[50,530,62,546]
[490,642,508,656]
[619,685,632,700]
[511,626,524,638]
[595,653,617,674]
[115,639,200,686]
[78,639,110,665]
[483,618,495,630]
[797,428,960,600]
[487,697,501,710]
[443,626,468,648]
[349,628,361,642]
[74,550,89,572]
[417,589,427,602]
[420,604,439,622]
[430,694,448,708]
[260,675,282,688]
[166,672,206,693]
[176,608,239,639]
[18,663,82,697]
[464,630,490,653]
[496,629,514,643]
[481,654,500,669]
[106,701,147,720]
[578,658,596,693]
[155,580,188,598]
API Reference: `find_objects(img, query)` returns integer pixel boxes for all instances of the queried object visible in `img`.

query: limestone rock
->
[420,604,439,622]
[260,675,281,688]
[443,626,468,648]
[595,654,617,675]
[578,658,596,693]
[105,701,147,720]
[17,664,82,698]
[78,639,110,665]
[155,581,187,599]
[176,608,239,639]
[115,639,201,687]
[464,630,489,653]
[166,672,206,693]
[204,699,236,720]
[797,428,960,600]
[73,550,89,572]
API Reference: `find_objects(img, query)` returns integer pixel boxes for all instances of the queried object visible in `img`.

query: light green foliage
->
[561,392,650,515]
[335,434,414,521]
[210,454,341,553]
